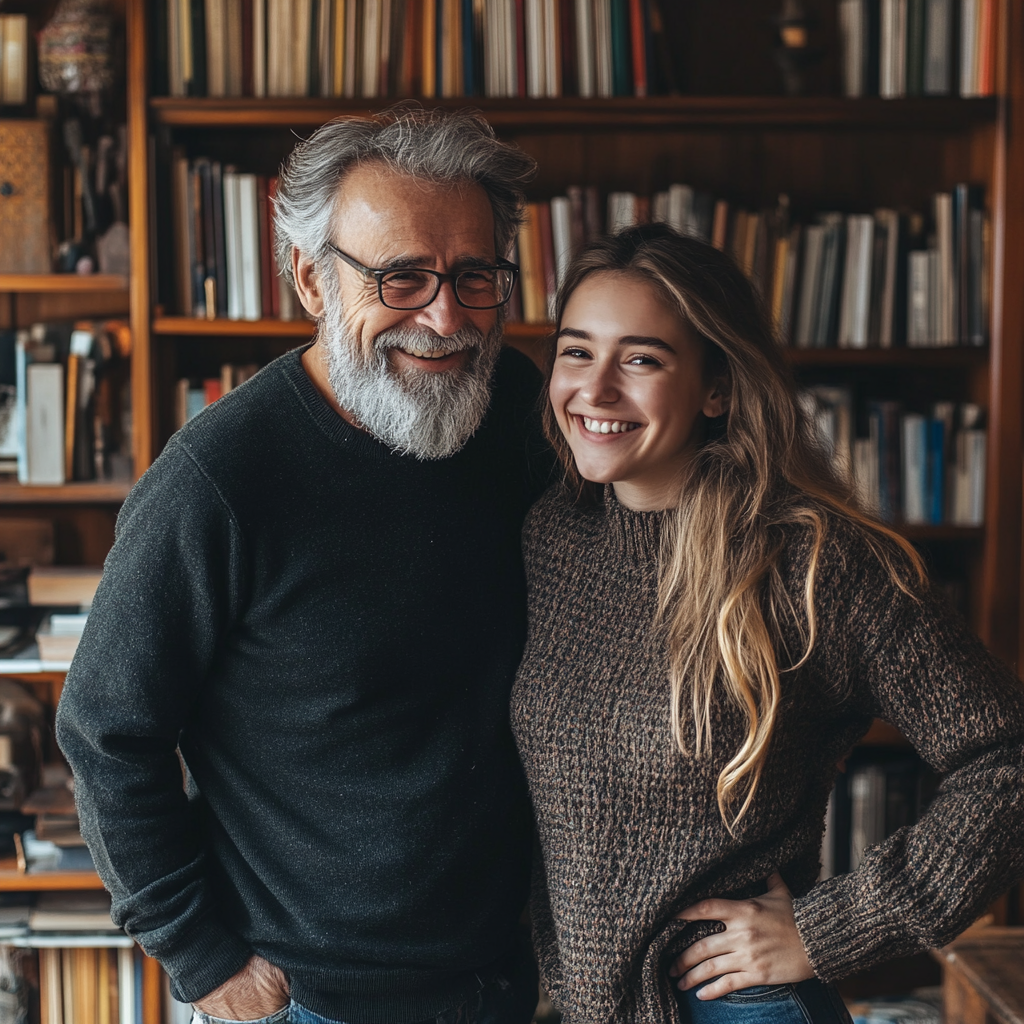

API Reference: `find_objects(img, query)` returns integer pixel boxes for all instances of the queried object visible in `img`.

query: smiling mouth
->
[580,415,641,435]
[398,346,463,360]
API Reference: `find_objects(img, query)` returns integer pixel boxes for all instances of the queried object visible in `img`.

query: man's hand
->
[193,955,290,1020]
[668,872,815,999]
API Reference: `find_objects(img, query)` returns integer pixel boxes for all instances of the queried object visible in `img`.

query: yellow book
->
[332,0,346,95]
[519,204,547,325]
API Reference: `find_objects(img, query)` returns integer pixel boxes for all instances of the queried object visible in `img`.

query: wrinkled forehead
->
[331,162,497,261]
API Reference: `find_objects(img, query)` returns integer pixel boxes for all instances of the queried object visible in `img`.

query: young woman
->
[510,224,1024,1024]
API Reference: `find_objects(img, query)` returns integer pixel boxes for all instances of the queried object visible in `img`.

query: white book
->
[168,0,185,95]
[543,0,559,97]
[237,174,262,320]
[253,0,266,95]
[667,184,694,237]
[607,192,637,234]
[525,0,545,97]
[0,15,28,105]
[318,0,333,96]
[26,364,64,486]
[880,0,897,97]
[960,0,978,96]
[293,0,313,95]
[505,0,518,95]
[343,0,357,97]
[551,197,573,288]
[223,170,244,320]
[794,224,826,349]
[849,765,887,871]
[118,947,136,1024]
[205,0,226,96]
[853,436,879,513]
[593,0,613,98]
[901,413,928,523]
[575,0,595,97]
[839,214,874,348]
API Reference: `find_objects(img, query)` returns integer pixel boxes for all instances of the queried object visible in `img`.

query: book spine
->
[609,0,629,96]
[628,0,645,96]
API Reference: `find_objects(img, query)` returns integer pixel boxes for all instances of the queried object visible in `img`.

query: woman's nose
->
[578,363,620,405]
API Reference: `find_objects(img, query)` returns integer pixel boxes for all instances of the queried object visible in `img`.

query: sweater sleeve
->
[55,443,253,1001]
[792,528,1024,982]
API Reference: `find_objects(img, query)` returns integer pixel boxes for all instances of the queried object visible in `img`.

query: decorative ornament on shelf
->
[770,0,824,97]
[37,0,115,97]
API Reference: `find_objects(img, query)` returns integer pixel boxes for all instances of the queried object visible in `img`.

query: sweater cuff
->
[140,914,253,1004]
[792,877,901,983]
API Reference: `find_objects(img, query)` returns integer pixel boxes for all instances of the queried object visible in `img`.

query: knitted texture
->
[511,485,1024,1024]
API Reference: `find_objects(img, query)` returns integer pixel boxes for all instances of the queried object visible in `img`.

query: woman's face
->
[550,271,726,510]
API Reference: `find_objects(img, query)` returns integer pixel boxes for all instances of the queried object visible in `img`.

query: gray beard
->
[319,291,503,460]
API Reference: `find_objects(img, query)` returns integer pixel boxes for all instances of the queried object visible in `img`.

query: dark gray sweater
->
[57,346,550,1024]
[511,485,1024,1024]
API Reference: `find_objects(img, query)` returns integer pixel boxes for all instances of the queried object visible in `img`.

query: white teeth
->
[581,416,638,435]
[404,348,448,359]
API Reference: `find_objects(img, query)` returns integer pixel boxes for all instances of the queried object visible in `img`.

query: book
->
[30,893,119,933]
[0,14,29,106]
[27,567,103,608]
[923,0,953,94]
[26,363,65,486]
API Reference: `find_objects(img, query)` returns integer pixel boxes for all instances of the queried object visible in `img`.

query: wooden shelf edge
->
[0,274,129,294]
[0,860,104,891]
[153,316,314,337]
[0,482,132,504]
[150,95,999,130]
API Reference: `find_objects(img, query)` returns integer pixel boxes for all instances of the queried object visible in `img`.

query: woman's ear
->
[703,385,729,419]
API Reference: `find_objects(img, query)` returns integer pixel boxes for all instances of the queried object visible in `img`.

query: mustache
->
[371,324,487,356]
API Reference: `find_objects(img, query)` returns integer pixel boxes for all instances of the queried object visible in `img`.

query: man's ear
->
[292,248,325,318]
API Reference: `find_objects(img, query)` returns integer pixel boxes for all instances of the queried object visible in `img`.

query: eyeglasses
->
[326,243,519,311]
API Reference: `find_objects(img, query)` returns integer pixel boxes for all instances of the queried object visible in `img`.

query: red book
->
[204,379,223,406]
[257,176,274,320]
[515,0,527,97]
[628,0,646,97]
[241,0,254,96]
[537,201,557,320]
[267,176,281,320]
[977,0,994,96]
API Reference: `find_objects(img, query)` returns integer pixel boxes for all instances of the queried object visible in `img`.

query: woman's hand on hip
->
[669,871,815,999]
[193,955,290,1019]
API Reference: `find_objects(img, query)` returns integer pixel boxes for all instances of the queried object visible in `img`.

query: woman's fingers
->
[674,897,743,923]
[688,971,759,1001]
[668,932,733,977]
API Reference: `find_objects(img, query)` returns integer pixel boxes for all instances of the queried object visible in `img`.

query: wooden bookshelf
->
[0,861,104,892]
[153,315,313,336]
[150,95,999,130]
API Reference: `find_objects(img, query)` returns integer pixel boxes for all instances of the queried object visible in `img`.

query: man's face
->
[309,163,505,460]
[329,162,501,365]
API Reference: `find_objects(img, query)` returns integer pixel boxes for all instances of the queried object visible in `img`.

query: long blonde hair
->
[543,225,926,830]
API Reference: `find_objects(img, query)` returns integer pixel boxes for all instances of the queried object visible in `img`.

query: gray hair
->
[273,105,537,287]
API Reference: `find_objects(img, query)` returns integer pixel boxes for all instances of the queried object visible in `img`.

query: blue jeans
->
[191,956,538,1024]
[674,980,854,1024]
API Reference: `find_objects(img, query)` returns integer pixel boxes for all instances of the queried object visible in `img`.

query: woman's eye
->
[627,353,659,366]
[558,347,590,359]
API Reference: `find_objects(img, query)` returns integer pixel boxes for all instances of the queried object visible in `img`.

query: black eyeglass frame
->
[326,242,520,311]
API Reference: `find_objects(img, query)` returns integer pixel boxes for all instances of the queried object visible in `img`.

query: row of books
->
[801,387,986,526]
[838,0,995,98]
[174,364,261,430]
[821,748,938,879]
[0,14,28,106]
[161,0,681,100]
[0,322,134,487]
[511,184,989,350]
[172,153,302,321]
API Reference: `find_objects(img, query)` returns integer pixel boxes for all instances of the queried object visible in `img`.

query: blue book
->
[462,0,476,95]
[927,417,946,523]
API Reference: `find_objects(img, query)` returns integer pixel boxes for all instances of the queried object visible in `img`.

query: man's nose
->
[413,280,471,337]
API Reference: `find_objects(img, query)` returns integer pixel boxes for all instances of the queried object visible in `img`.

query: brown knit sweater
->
[511,485,1024,1024]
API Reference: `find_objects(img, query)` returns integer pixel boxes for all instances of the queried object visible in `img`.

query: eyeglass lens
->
[379,267,516,309]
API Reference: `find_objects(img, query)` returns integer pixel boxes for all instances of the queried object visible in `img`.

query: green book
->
[610,0,630,96]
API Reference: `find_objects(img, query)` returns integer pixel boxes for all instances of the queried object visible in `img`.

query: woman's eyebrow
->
[618,335,674,351]
[556,328,590,339]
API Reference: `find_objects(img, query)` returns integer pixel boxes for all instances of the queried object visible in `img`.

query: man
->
[56,107,549,1024]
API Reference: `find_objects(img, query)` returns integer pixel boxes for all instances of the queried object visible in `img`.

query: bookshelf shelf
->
[786,347,989,368]
[0,860,104,892]
[149,95,999,131]
[0,482,132,505]
[153,315,313,337]
[0,275,129,294]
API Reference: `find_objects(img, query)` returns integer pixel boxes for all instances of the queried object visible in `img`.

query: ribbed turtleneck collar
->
[603,485,664,563]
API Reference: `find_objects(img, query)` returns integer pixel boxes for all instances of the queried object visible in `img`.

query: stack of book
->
[838,0,996,98]
[512,184,989,350]
[800,387,986,527]
[171,154,303,322]
[161,0,681,100]
[174,363,261,430]
[0,321,134,487]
